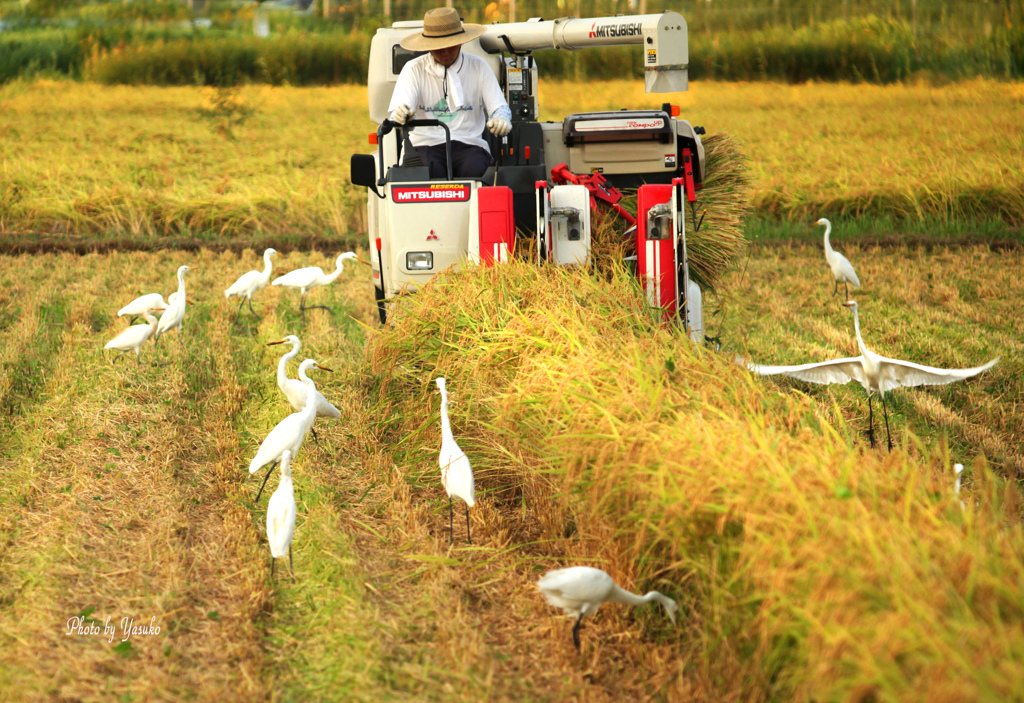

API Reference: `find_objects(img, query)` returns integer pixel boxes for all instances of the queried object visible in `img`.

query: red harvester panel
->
[636,184,676,319]
[477,186,515,267]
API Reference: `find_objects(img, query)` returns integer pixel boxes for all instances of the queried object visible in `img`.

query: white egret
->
[103,310,163,364]
[436,377,475,544]
[267,336,340,419]
[225,248,281,320]
[537,566,678,650]
[267,449,297,583]
[249,359,331,503]
[954,463,965,511]
[752,300,999,450]
[155,265,192,342]
[271,252,364,315]
[117,293,168,322]
[816,218,861,299]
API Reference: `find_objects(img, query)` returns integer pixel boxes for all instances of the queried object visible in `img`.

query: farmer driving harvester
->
[388,7,513,179]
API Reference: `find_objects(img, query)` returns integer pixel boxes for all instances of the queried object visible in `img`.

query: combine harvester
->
[351,10,731,337]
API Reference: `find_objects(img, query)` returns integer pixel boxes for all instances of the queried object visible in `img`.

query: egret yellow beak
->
[315,364,334,372]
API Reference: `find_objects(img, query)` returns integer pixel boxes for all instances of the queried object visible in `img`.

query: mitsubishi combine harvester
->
[351,11,710,336]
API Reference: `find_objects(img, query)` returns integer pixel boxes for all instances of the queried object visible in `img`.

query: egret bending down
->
[817,218,861,299]
[104,310,163,363]
[249,359,331,503]
[155,265,192,342]
[117,292,174,323]
[537,566,678,650]
[751,300,998,450]
[272,252,363,315]
[225,248,281,320]
[267,449,297,583]
[437,377,475,544]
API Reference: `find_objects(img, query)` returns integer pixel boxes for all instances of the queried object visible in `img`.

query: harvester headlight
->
[406,252,433,271]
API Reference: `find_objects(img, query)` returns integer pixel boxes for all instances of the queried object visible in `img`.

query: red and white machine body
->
[355,11,708,333]
[367,170,515,297]
[636,179,703,339]
[534,182,592,266]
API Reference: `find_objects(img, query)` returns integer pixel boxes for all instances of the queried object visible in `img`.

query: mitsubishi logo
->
[426,229,438,241]
[589,22,596,38]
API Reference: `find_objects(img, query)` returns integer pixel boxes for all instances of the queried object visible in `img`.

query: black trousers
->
[414,141,492,179]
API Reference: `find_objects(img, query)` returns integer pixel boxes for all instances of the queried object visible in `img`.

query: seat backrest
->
[387,165,431,183]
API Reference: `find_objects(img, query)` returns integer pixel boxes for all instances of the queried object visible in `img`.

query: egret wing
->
[439,442,474,505]
[835,253,860,287]
[752,357,866,387]
[273,267,321,289]
[118,293,165,317]
[876,357,999,393]
[155,299,186,336]
[266,492,296,557]
[105,324,150,350]
[250,413,304,473]
[538,567,613,602]
[281,378,307,412]
[314,391,341,419]
[225,269,259,297]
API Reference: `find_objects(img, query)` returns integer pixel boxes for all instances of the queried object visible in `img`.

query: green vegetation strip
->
[3,16,1023,85]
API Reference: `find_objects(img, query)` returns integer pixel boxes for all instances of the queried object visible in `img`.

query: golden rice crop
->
[358,249,1023,700]
[1,243,1021,699]
[1,79,1022,242]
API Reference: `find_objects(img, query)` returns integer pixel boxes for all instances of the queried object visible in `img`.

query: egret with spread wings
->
[751,300,998,449]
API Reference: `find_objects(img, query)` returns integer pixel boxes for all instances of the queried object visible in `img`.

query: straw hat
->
[399,7,486,51]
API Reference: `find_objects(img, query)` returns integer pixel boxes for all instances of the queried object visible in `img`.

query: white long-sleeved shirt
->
[388,52,511,152]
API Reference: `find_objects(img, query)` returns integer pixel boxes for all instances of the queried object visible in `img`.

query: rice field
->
[1,68,1021,699]
[1,79,1022,243]
[0,240,1020,700]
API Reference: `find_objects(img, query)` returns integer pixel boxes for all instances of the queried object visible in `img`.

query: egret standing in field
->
[436,377,475,544]
[224,248,281,320]
[267,449,297,583]
[271,252,363,315]
[750,300,999,450]
[249,359,331,503]
[267,335,339,445]
[817,218,861,299]
[103,310,163,364]
[267,335,340,420]
[155,265,192,342]
[537,566,678,651]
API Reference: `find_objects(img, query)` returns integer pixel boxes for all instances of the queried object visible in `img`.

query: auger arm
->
[477,13,688,93]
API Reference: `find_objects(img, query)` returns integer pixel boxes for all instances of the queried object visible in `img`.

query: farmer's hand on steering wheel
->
[391,104,414,125]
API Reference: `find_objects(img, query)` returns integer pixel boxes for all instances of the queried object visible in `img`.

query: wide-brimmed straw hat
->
[399,7,486,51]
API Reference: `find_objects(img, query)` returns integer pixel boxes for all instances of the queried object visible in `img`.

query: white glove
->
[391,104,414,125]
[487,116,512,137]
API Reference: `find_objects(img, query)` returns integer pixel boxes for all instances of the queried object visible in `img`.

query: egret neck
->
[607,586,678,624]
